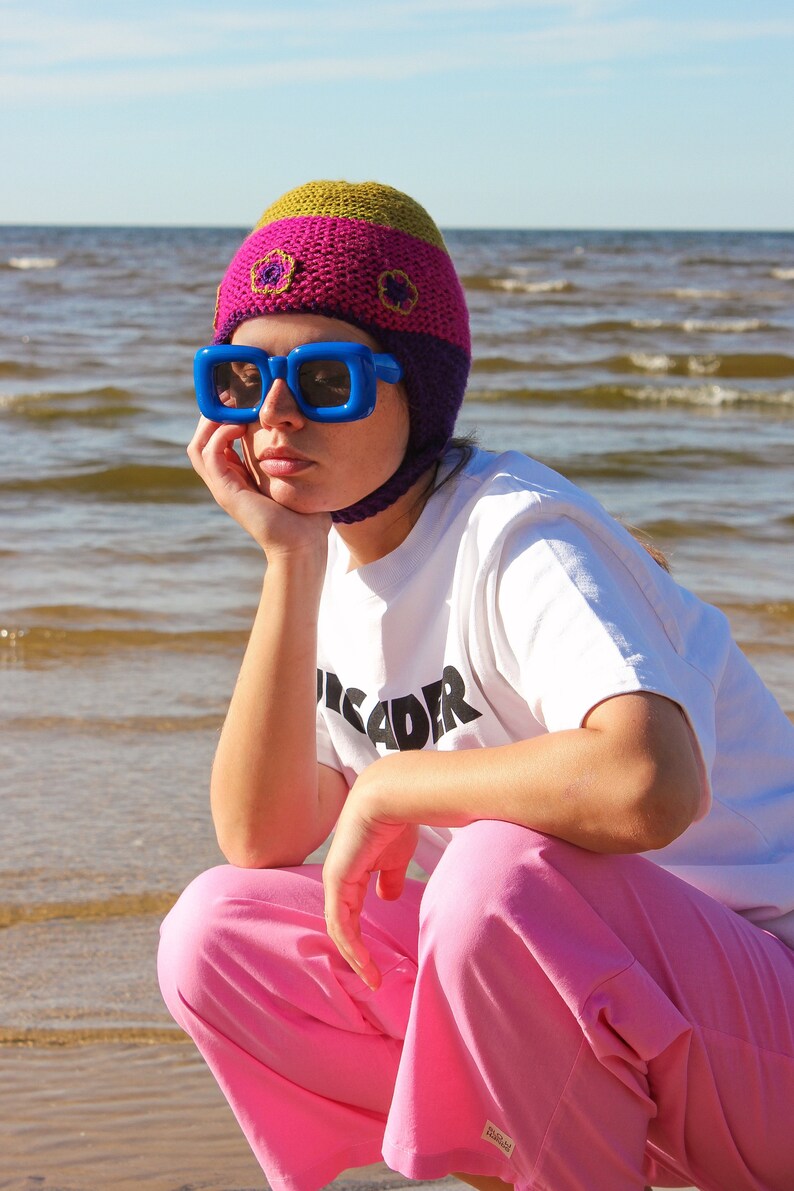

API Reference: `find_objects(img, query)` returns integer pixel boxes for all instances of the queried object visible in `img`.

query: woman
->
[159,180,794,1191]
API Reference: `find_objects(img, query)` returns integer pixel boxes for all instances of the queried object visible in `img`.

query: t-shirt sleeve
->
[487,513,714,814]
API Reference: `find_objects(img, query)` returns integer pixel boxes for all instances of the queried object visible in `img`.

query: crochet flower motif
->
[378,268,419,315]
[250,248,296,296]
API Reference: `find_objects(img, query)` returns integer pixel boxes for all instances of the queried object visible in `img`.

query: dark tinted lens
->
[212,361,262,410]
[298,359,351,408]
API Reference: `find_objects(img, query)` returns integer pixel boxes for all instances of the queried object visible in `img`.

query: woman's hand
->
[322,763,418,990]
[187,416,330,557]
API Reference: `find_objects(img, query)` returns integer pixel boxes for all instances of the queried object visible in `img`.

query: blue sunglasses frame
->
[193,342,403,425]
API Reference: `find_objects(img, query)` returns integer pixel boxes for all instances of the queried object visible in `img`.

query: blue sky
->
[3,0,793,228]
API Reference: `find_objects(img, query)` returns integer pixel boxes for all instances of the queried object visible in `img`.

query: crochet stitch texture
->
[213,180,471,523]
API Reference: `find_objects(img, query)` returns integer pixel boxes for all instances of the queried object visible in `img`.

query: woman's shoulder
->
[445,446,607,534]
[428,446,622,589]
[445,448,685,612]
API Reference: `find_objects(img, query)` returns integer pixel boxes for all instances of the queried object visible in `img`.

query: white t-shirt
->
[315,448,794,947]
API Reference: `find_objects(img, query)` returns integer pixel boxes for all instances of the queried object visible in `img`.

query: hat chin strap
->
[330,438,447,524]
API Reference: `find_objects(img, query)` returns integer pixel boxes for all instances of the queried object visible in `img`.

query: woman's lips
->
[257,452,313,477]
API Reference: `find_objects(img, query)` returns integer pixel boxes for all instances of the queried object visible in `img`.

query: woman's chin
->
[262,476,339,516]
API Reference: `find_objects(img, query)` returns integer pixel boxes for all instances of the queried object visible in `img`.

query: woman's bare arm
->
[353,690,703,854]
[209,554,348,868]
[322,690,704,987]
[188,416,347,868]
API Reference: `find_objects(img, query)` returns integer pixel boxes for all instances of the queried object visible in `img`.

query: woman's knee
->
[157,863,317,1022]
[418,821,603,976]
[418,823,539,969]
[158,866,239,1016]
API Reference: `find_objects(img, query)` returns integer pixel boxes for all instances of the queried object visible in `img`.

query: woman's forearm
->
[355,692,703,854]
[210,549,338,868]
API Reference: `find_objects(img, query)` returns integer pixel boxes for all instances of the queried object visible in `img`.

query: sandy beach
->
[0,1037,464,1191]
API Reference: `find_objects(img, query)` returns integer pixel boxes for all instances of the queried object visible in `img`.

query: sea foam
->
[7,257,59,270]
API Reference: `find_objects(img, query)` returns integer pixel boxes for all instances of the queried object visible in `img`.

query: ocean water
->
[0,224,792,1187]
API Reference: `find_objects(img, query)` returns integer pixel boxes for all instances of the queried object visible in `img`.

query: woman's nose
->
[257,377,306,428]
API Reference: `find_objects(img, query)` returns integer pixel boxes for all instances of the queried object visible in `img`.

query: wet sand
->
[0,1040,462,1191]
[0,1040,695,1191]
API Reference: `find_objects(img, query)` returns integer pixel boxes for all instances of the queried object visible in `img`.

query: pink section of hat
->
[213,216,470,354]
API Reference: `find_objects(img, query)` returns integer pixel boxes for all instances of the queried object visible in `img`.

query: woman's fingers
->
[188,418,255,502]
[191,418,244,472]
[323,879,381,991]
[321,789,421,989]
[187,415,227,473]
[187,416,331,557]
[375,864,407,901]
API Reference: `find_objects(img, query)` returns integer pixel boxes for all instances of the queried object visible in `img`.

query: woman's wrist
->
[258,516,330,564]
[261,537,328,590]
[351,751,425,824]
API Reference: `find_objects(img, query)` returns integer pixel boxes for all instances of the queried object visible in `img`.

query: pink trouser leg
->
[158,864,422,1191]
[385,822,794,1191]
[159,823,794,1191]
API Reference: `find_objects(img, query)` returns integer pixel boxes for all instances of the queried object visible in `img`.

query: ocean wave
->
[629,517,746,542]
[686,356,721,376]
[771,267,794,281]
[664,287,732,300]
[681,318,764,333]
[0,890,178,930]
[494,278,575,294]
[681,255,763,268]
[0,1026,185,1047]
[612,352,794,379]
[462,274,576,295]
[466,382,794,411]
[578,243,635,256]
[562,446,759,484]
[579,317,767,335]
[471,356,534,374]
[9,712,223,734]
[630,383,794,408]
[0,462,202,502]
[0,384,143,420]
[466,351,794,380]
[4,256,59,270]
[576,318,668,334]
[3,602,152,626]
[626,353,675,373]
[0,360,53,379]
[0,622,246,661]
[0,384,134,406]
[720,600,794,625]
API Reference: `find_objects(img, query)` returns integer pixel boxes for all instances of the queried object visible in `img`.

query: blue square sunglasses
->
[194,342,403,425]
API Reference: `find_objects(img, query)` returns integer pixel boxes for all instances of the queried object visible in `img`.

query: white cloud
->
[3,0,589,68]
[0,1,647,61]
[2,3,792,103]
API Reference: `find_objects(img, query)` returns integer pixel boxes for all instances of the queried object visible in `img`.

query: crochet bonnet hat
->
[213,180,471,522]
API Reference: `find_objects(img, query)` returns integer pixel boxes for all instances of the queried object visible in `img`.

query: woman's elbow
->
[630,755,702,852]
[211,805,313,869]
[216,829,310,870]
[615,695,704,852]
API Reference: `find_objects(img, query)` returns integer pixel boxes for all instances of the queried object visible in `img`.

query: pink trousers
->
[158,822,794,1191]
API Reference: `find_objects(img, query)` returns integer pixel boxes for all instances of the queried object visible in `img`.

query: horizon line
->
[1,221,793,235]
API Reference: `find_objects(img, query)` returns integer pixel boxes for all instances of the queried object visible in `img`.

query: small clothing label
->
[481,1120,515,1158]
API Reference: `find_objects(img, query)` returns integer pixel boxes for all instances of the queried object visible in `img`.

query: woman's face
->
[232,313,410,516]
